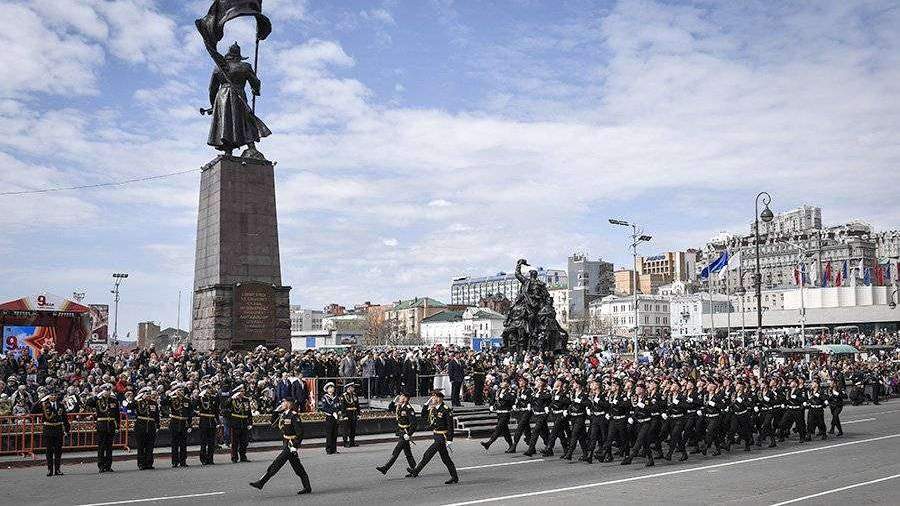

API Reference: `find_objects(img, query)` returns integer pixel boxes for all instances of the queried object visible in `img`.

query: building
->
[589,294,671,337]
[385,297,447,339]
[549,286,569,330]
[669,293,735,338]
[658,280,695,297]
[420,307,505,348]
[478,293,511,315]
[614,269,634,296]
[450,267,567,306]
[323,303,346,316]
[137,321,161,348]
[567,253,615,333]
[322,313,366,332]
[637,251,690,283]
[290,329,365,350]
[615,269,666,295]
[289,307,324,333]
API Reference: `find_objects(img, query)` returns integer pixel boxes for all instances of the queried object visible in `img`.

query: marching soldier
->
[683,381,702,454]
[250,398,312,495]
[541,378,570,456]
[806,381,828,441]
[664,381,688,462]
[196,383,220,465]
[699,381,723,456]
[85,384,119,473]
[647,380,666,459]
[134,387,160,470]
[376,392,418,475]
[341,383,360,448]
[523,377,552,457]
[34,390,69,476]
[481,378,515,453]
[583,379,608,463]
[226,385,253,462]
[406,389,459,485]
[828,381,844,436]
[510,376,534,453]
[601,381,629,462]
[621,383,654,467]
[730,382,754,451]
[319,382,342,454]
[561,380,589,461]
[756,381,778,448]
[779,378,807,442]
[163,383,193,467]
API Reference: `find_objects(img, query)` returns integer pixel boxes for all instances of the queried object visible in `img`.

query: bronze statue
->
[502,259,568,353]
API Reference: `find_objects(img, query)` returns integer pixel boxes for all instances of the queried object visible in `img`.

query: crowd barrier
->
[0,413,130,459]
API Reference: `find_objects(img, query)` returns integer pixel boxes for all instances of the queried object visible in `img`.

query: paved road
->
[4,403,899,506]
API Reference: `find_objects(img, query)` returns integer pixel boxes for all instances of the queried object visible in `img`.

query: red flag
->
[823,261,832,287]
[874,265,884,285]
[835,269,843,287]
[794,266,800,285]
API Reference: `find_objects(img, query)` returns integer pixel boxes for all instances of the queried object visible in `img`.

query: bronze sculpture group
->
[502,259,569,354]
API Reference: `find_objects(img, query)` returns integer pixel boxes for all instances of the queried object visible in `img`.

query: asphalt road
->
[4,403,899,506]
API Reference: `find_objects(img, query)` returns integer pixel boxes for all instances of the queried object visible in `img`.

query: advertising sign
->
[233,282,276,342]
[89,304,109,348]
[2,325,56,358]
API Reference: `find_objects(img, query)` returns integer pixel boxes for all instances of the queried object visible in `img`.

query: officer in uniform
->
[699,381,723,456]
[828,381,844,436]
[583,379,608,463]
[621,383,654,467]
[601,381,629,462]
[341,383,360,447]
[561,380,589,461]
[86,384,119,473]
[647,380,666,459]
[35,391,69,476]
[730,381,755,451]
[196,382,220,465]
[134,387,160,470]
[757,381,779,448]
[481,378,515,453]
[319,382,342,454]
[541,378,570,456]
[250,397,312,495]
[510,376,533,453]
[406,389,459,485]
[779,378,807,443]
[226,385,253,462]
[163,383,193,467]
[806,381,828,441]
[683,381,702,454]
[523,377,552,457]
[664,381,688,461]
[377,392,418,475]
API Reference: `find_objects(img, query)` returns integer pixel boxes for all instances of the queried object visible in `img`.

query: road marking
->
[76,492,226,506]
[442,433,900,506]
[768,473,900,505]
[842,417,876,424]
[459,459,544,471]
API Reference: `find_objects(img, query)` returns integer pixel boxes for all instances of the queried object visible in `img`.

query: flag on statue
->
[196,0,272,48]
[700,251,729,280]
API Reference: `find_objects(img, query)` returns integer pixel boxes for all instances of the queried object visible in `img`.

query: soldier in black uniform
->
[226,385,253,462]
[523,377,552,457]
[341,383,360,447]
[828,381,844,436]
[510,376,534,452]
[86,384,119,473]
[541,378,570,456]
[163,384,193,467]
[601,381,630,462]
[699,381,723,456]
[377,392,418,475]
[196,383,220,465]
[621,383,654,467]
[583,379,608,463]
[407,389,459,485]
[250,398,312,495]
[481,378,516,452]
[682,381,702,454]
[664,381,688,461]
[756,381,779,448]
[319,382,342,454]
[561,380,588,460]
[806,381,828,441]
[730,381,755,451]
[134,387,160,470]
[35,391,69,476]
[647,380,666,459]
[779,378,807,442]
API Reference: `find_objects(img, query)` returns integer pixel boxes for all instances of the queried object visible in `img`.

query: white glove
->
[627,417,634,424]
[605,413,610,420]
[526,404,531,410]
[403,434,410,441]
[824,400,829,406]
[791,395,797,399]
[489,406,495,412]
[661,413,668,420]
[187,427,193,434]
[707,401,716,407]
[562,410,568,417]
[763,396,770,401]
[697,410,703,416]
[637,402,645,408]
[753,406,759,413]
[333,412,340,419]
[586,409,592,416]
[446,441,453,450]
[673,399,679,405]
[544,407,549,413]
[803,402,808,407]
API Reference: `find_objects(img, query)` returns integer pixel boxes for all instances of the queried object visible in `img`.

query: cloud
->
[360,8,395,25]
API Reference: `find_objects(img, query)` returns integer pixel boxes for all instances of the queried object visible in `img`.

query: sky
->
[1,0,899,339]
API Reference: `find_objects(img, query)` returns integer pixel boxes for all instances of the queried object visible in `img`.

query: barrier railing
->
[0,412,130,460]
[0,414,31,457]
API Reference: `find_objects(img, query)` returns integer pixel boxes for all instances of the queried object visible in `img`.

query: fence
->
[0,413,130,459]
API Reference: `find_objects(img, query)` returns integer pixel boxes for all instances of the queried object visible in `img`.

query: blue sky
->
[1,0,899,338]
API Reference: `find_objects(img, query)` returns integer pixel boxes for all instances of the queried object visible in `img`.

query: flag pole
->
[252,33,260,113]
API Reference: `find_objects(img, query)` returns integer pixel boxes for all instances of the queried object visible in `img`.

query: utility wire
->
[0,167,200,196]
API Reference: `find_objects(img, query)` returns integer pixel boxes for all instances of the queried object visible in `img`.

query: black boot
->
[445,475,459,485]
[664,447,674,461]
[620,455,633,465]
[480,441,490,452]
[679,450,688,462]
[646,453,655,467]
[376,465,388,475]
[406,467,419,478]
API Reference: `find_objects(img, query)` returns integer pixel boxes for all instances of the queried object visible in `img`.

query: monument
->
[190,1,290,351]
[501,259,569,354]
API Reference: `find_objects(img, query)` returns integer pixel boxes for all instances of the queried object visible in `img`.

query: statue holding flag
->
[196,1,273,159]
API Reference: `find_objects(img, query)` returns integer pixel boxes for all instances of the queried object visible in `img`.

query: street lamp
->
[111,273,129,346]
[754,192,774,375]
[609,218,652,362]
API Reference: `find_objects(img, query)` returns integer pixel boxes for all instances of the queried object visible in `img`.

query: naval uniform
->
[524,387,552,456]
[341,391,360,447]
[601,392,630,462]
[779,387,807,442]
[226,397,252,462]
[806,389,828,440]
[35,400,70,475]
[409,401,458,483]
[195,395,220,464]
[252,409,312,494]
[163,394,193,467]
[542,388,570,455]
[86,396,120,472]
[664,392,688,461]
[511,387,535,451]
[622,394,654,466]
[483,387,516,451]
[378,399,418,473]
[562,390,589,460]
[319,393,341,454]
[828,387,844,436]
[584,392,609,463]
[134,397,160,469]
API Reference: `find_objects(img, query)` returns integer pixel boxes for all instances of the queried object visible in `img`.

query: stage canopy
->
[0,293,91,358]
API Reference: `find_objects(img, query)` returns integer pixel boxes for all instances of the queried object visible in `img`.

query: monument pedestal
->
[191,155,290,351]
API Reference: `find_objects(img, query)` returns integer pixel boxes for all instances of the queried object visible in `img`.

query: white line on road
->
[842,417,876,424]
[442,433,900,506]
[768,473,900,505]
[458,459,544,471]
[76,492,226,506]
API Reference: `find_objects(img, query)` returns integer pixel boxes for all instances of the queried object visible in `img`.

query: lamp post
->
[889,288,898,310]
[782,239,816,348]
[111,273,129,346]
[754,192,774,375]
[610,219,652,362]
[736,280,747,347]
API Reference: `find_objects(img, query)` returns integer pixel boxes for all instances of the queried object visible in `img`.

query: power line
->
[0,167,200,196]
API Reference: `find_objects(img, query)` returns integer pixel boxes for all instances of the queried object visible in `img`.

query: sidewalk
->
[1,431,431,469]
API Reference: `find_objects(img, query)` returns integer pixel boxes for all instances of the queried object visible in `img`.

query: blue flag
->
[701,251,729,279]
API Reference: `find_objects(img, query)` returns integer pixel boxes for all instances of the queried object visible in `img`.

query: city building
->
[289,306,324,333]
[637,251,690,283]
[549,286,569,330]
[614,269,666,295]
[568,253,615,334]
[385,297,447,339]
[322,313,366,332]
[450,267,567,306]
[669,293,735,338]
[658,280,695,297]
[589,294,671,337]
[324,303,346,316]
[478,293,511,315]
[614,269,634,296]
[137,321,161,348]
[419,307,505,348]
[290,329,365,350]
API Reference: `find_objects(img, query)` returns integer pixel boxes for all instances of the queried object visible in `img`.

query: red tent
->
[0,293,91,357]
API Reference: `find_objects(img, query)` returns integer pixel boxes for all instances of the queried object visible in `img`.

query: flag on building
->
[727,249,742,271]
[875,264,885,285]
[794,265,801,286]
[809,261,819,287]
[822,261,832,288]
[864,267,872,285]
[835,266,843,287]
[700,251,729,280]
